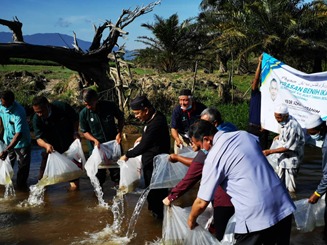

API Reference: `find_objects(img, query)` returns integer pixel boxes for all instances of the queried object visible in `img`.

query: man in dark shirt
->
[120,95,170,219]
[171,89,206,153]
[79,89,124,186]
[32,96,80,190]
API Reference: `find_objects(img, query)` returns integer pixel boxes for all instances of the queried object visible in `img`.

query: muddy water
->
[0,142,326,245]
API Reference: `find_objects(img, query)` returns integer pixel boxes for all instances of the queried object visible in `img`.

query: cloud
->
[55,16,92,28]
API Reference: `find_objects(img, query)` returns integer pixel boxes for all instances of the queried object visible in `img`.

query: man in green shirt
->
[79,89,124,186]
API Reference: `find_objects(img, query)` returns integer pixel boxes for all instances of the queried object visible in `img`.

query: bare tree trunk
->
[0,1,161,91]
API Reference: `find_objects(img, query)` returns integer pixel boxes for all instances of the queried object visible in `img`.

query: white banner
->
[260,53,327,137]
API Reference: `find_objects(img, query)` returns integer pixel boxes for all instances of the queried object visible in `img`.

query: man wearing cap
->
[79,88,124,186]
[263,104,305,194]
[120,95,170,219]
[305,114,327,239]
[171,89,206,153]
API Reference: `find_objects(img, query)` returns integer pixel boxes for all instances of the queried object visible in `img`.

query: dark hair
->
[82,89,98,102]
[188,119,218,141]
[0,90,15,102]
[32,96,49,107]
[200,107,222,125]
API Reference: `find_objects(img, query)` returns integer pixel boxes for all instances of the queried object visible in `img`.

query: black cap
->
[130,95,152,110]
[179,89,192,96]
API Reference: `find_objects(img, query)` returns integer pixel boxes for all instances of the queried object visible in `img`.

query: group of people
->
[0,69,327,244]
[0,89,124,192]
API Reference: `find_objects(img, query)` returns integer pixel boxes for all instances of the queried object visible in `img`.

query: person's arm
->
[171,128,183,146]
[163,152,205,205]
[36,138,54,153]
[169,153,192,166]
[82,132,100,148]
[262,147,289,156]
[188,197,210,229]
[0,132,22,160]
[115,114,125,144]
[252,54,262,90]
[309,145,327,203]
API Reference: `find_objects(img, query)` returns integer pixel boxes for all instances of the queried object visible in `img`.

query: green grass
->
[0,64,76,80]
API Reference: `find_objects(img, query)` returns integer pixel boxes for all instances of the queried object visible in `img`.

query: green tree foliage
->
[135,14,209,72]
[199,0,327,73]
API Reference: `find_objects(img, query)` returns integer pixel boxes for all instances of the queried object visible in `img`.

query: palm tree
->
[136,14,208,72]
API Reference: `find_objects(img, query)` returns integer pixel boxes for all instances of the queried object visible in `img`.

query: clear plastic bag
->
[0,157,13,185]
[150,151,196,189]
[0,141,13,185]
[99,140,121,163]
[84,140,121,177]
[162,205,223,245]
[294,199,316,232]
[63,139,86,169]
[117,157,141,194]
[38,151,83,186]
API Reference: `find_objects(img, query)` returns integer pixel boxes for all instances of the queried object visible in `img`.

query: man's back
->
[199,130,295,233]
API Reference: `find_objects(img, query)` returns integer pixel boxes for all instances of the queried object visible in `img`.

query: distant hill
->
[0,32,135,60]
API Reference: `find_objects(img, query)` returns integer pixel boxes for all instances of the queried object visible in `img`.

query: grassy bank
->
[0,64,253,130]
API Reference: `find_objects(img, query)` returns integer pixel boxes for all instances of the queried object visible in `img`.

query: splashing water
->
[18,183,46,207]
[111,194,125,233]
[89,176,109,208]
[126,187,150,238]
[76,224,131,245]
[4,183,16,198]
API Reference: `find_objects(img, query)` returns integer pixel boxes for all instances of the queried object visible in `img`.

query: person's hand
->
[0,150,8,161]
[45,143,54,153]
[116,132,122,144]
[120,155,128,161]
[169,154,179,163]
[74,131,81,140]
[258,54,263,63]
[175,138,183,148]
[187,215,198,230]
[308,192,320,204]
[162,197,171,206]
[262,149,271,156]
[93,139,101,148]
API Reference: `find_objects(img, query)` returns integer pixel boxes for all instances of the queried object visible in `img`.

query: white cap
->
[274,104,288,114]
[305,114,323,129]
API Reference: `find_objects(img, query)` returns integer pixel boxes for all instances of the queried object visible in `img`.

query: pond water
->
[0,141,326,245]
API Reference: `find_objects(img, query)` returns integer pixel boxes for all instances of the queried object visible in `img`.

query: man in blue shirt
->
[0,90,31,190]
[305,115,327,240]
[188,130,295,244]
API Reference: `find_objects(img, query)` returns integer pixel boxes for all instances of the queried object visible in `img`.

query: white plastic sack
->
[162,205,229,245]
[84,140,121,178]
[0,141,13,185]
[38,151,83,186]
[63,139,86,169]
[266,140,281,171]
[0,157,14,185]
[293,199,316,232]
[99,140,121,163]
[150,151,197,189]
[313,194,325,227]
[117,157,141,194]
[294,196,326,232]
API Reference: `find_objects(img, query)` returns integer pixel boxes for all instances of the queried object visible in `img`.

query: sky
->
[1,0,203,50]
